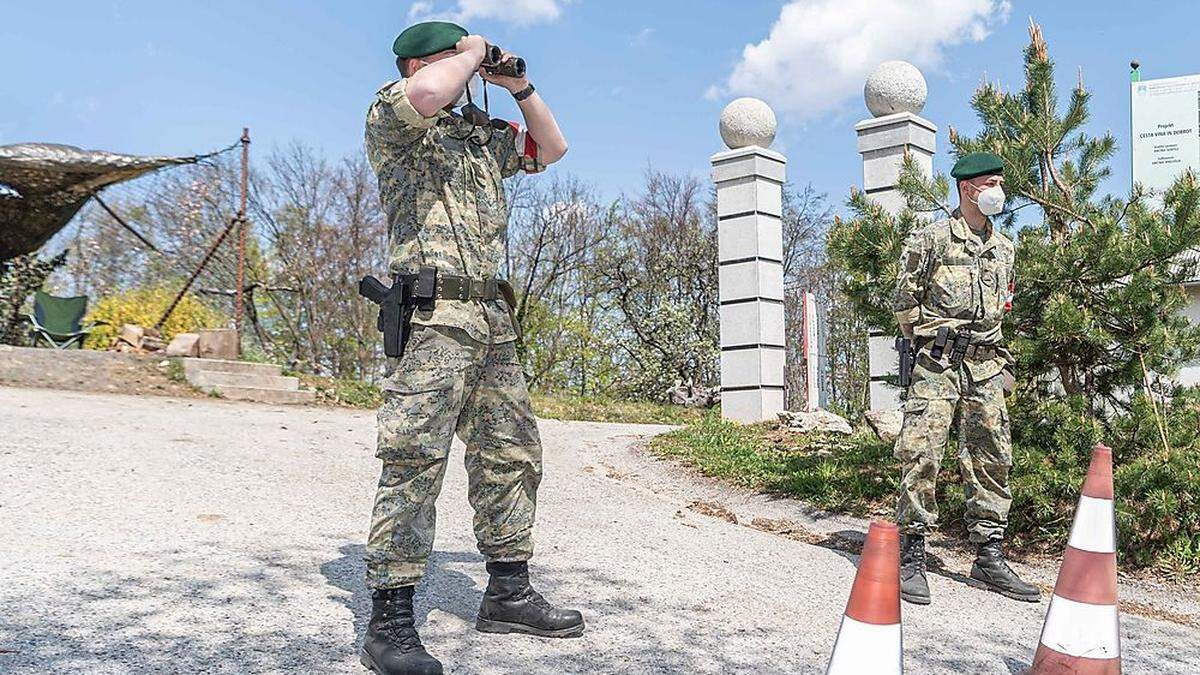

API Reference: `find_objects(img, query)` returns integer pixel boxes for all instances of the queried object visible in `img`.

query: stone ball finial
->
[864,60,927,117]
[719,97,777,149]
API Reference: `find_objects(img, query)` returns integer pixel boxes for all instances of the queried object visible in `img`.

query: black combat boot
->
[969,539,1041,603]
[899,533,931,605]
[476,561,585,638]
[360,586,443,675]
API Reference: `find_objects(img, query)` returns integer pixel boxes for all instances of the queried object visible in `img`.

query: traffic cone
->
[827,520,903,675]
[1031,443,1121,674]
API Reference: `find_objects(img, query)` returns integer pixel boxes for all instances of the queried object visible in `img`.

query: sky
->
[3,1,1198,212]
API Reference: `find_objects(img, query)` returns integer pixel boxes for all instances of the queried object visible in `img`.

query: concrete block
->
[720,301,785,348]
[204,385,315,405]
[190,370,300,391]
[721,387,785,423]
[855,113,937,153]
[710,145,787,180]
[718,213,783,263]
[868,334,900,377]
[181,358,282,378]
[711,148,786,184]
[716,177,782,218]
[720,347,786,389]
[165,333,200,357]
[862,146,933,191]
[870,380,903,411]
[197,329,239,360]
[718,260,784,302]
[864,189,908,215]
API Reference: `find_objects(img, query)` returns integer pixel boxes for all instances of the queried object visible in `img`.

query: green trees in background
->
[46,151,842,406]
[829,20,1200,572]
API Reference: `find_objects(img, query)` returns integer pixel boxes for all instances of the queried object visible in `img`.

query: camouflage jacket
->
[893,210,1014,380]
[365,79,541,345]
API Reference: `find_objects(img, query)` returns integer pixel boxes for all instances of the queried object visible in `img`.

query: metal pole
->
[235,128,250,349]
[91,192,159,252]
[155,216,239,330]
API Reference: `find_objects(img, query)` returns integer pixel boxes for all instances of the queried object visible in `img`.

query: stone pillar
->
[714,97,786,423]
[857,61,935,411]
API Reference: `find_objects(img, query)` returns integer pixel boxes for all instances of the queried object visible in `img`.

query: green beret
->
[951,152,1005,180]
[392,21,467,58]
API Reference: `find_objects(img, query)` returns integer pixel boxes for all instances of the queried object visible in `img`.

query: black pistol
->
[359,275,404,358]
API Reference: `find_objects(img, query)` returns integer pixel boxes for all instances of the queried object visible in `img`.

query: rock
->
[196,328,238,360]
[777,409,853,435]
[719,97,777,149]
[864,60,927,117]
[667,381,719,408]
[165,332,201,357]
[865,409,904,445]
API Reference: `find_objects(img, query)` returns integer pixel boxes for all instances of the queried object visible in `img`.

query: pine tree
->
[828,20,1200,416]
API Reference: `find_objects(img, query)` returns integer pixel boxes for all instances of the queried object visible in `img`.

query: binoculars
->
[481,43,526,79]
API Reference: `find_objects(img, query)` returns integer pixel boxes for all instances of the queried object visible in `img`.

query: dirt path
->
[1,386,1196,674]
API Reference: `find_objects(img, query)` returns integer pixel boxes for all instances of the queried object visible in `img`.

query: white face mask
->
[972,185,1006,216]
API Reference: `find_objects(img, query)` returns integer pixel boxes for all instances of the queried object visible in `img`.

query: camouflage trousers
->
[365,324,543,589]
[894,350,1012,543]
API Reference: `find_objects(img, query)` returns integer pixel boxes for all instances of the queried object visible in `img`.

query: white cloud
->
[408,0,568,26]
[711,0,1010,119]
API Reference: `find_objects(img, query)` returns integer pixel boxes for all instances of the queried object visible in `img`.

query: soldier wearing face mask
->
[891,152,1039,606]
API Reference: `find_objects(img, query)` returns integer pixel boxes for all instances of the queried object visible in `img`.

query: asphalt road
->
[1,386,1196,674]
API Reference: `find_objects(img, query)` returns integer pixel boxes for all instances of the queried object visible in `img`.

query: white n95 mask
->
[975,185,1006,216]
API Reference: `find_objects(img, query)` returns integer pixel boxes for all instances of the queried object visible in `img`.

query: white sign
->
[1131,74,1200,194]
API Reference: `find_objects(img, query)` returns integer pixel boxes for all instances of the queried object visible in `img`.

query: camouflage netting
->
[0,143,201,261]
[0,251,68,345]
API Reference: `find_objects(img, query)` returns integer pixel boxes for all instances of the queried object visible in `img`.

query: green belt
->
[914,334,999,360]
[396,271,517,309]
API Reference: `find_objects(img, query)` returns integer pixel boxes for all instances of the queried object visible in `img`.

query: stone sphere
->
[719,97,777,149]
[864,61,927,117]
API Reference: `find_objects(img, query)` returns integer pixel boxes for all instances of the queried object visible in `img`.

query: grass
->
[291,376,703,425]
[530,393,704,425]
[299,374,385,409]
[165,359,186,383]
[649,412,898,515]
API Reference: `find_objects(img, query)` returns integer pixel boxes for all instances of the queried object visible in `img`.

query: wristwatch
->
[512,84,536,102]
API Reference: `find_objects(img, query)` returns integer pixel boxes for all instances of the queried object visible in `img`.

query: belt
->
[395,271,516,308]
[914,334,999,360]
[964,343,998,360]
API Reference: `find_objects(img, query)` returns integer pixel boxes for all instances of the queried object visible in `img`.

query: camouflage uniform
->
[363,80,544,589]
[893,209,1015,543]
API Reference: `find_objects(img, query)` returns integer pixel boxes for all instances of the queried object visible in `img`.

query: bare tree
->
[506,175,619,393]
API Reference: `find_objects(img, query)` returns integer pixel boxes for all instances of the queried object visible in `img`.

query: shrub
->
[85,286,226,349]
[938,387,1200,575]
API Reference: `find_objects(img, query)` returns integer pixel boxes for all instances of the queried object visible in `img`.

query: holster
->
[358,265,518,358]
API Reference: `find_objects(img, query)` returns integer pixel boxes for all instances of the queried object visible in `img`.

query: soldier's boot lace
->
[899,533,931,605]
[476,561,585,638]
[969,539,1041,603]
[360,586,443,675]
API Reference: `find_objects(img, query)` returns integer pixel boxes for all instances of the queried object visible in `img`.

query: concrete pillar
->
[714,97,786,422]
[858,61,935,411]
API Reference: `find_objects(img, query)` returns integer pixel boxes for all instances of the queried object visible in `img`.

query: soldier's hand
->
[478,48,530,93]
[456,34,488,61]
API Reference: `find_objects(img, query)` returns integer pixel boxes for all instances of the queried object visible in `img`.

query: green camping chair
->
[27,291,101,349]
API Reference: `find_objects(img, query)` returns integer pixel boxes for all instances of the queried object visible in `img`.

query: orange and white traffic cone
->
[1031,443,1121,674]
[827,520,903,675]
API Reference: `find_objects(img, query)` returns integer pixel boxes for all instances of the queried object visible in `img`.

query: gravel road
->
[1,386,1196,674]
